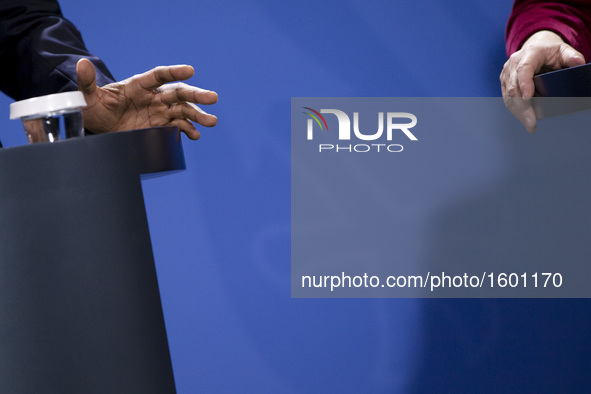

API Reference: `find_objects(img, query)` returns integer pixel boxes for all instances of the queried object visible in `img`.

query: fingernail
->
[527,122,536,133]
[525,114,536,133]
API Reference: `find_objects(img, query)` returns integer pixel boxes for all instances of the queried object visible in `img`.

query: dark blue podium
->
[0,127,183,393]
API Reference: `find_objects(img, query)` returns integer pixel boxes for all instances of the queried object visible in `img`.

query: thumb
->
[561,45,586,68]
[76,58,97,95]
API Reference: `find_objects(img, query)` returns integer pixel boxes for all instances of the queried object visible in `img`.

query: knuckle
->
[508,51,522,64]
[501,59,511,72]
[505,83,518,97]
[153,66,171,82]
[515,63,530,74]
[500,65,509,82]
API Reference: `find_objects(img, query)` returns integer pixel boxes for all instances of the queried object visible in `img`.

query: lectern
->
[0,127,183,393]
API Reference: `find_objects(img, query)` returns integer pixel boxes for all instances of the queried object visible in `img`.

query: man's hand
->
[500,30,585,133]
[76,58,218,140]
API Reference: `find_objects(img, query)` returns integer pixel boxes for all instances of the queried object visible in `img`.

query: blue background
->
[1,0,589,392]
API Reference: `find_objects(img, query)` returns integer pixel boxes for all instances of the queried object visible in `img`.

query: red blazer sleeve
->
[506,0,591,61]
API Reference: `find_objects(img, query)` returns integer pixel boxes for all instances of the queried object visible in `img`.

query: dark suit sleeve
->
[0,0,115,100]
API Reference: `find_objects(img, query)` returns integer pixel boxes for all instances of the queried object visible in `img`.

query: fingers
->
[505,48,545,100]
[500,31,586,133]
[501,55,538,132]
[76,58,98,95]
[159,83,218,106]
[169,102,218,127]
[88,63,219,139]
[513,43,585,99]
[501,37,550,99]
[171,118,200,140]
[503,96,537,133]
[158,85,218,139]
[163,102,217,140]
[559,44,586,68]
[137,65,195,91]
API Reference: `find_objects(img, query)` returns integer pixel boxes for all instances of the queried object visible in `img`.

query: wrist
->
[522,30,566,49]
